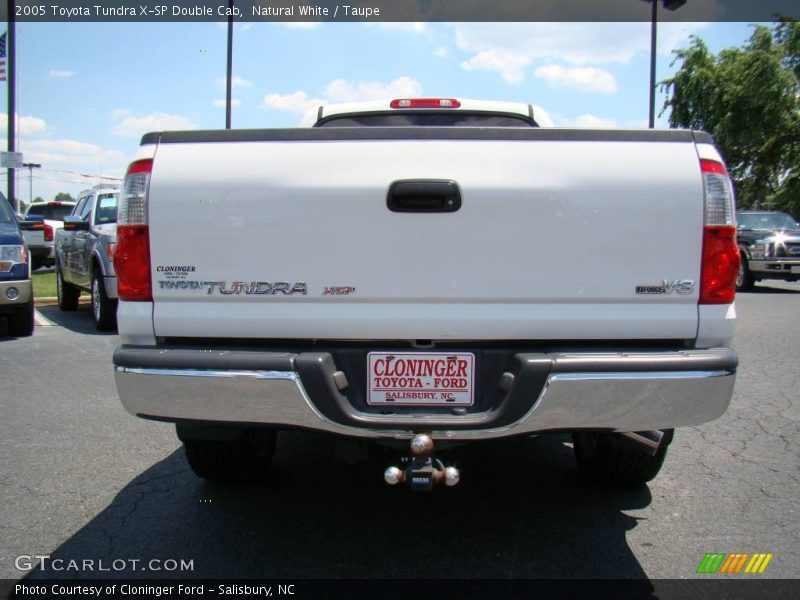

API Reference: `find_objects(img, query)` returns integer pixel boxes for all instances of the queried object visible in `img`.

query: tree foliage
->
[54,192,75,203]
[661,20,800,216]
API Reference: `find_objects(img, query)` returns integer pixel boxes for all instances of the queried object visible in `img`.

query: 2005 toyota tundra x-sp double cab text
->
[112,99,740,490]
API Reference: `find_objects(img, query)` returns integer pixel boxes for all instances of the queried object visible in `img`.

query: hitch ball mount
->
[383,434,460,491]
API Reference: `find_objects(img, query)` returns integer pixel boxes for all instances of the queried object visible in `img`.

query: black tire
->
[736,249,755,292]
[8,300,34,337]
[91,269,117,331]
[572,430,673,486]
[184,430,277,484]
[31,257,44,271]
[56,265,80,311]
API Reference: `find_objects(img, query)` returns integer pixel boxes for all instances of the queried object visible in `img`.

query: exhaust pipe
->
[618,430,665,456]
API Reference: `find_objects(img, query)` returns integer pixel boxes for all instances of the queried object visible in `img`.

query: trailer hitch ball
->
[383,435,461,489]
[444,466,460,487]
[410,434,434,457]
[384,466,405,485]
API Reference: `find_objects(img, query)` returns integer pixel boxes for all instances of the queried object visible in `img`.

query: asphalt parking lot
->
[0,283,798,583]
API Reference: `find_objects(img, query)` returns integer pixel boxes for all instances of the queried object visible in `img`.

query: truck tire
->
[572,430,673,486]
[183,430,276,484]
[91,269,117,331]
[8,300,34,337]
[56,265,80,311]
[736,250,755,292]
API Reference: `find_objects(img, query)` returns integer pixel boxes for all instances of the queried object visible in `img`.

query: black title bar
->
[2,0,799,23]
[2,579,800,600]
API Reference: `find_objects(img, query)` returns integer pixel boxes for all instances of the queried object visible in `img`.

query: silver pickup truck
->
[54,184,120,330]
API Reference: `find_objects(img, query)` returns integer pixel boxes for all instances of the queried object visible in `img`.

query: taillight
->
[390,98,461,109]
[116,159,153,301]
[700,159,738,304]
[44,224,53,242]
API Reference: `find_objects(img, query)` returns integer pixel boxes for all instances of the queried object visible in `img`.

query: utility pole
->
[6,3,17,210]
[648,0,658,128]
[645,0,687,128]
[226,0,234,129]
[22,162,40,204]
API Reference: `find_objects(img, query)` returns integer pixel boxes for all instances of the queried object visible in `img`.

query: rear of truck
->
[23,201,76,269]
[112,100,739,489]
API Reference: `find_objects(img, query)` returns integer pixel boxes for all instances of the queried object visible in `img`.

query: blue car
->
[0,195,34,336]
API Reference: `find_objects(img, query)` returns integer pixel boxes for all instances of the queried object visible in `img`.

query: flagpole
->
[6,1,17,211]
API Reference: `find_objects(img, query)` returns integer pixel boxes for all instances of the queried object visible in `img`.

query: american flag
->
[0,32,6,82]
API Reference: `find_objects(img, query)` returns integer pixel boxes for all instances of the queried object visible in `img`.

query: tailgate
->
[19,223,45,248]
[148,130,705,341]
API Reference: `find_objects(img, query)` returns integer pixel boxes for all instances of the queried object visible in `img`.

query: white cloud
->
[262,90,324,113]
[454,22,709,67]
[534,65,617,94]
[323,76,423,102]
[49,69,75,79]
[434,47,448,58]
[112,111,197,138]
[21,138,126,166]
[264,77,423,112]
[555,114,620,128]
[213,99,241,108]
[263,77,424,126]
[374,22,427,34]
[278,22,322,30]
[657,22,712,55]
[0,113,48,135]
[460,50,530,84]
[215,75,253,88]
[216,22,255,31]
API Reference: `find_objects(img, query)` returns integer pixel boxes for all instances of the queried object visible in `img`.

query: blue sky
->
[1,21,761,203]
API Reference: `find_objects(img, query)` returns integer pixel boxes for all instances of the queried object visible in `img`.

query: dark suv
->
[736,211,800,291]
[0,195,34,336]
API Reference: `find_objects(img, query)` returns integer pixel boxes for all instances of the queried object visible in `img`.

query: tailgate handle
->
[387,180,461,213]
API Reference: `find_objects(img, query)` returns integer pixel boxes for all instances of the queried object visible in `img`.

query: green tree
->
[661,21,800,216]
[54,192,75,203]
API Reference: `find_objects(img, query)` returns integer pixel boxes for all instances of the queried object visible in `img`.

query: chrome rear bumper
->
[748,258,800,275]
[114,346,737,440]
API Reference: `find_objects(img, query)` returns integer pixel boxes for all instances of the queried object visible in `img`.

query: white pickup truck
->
[113,98,740,490]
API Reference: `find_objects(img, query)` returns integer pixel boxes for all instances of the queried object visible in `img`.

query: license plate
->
[367,352,475,406]
[792,266,800,274]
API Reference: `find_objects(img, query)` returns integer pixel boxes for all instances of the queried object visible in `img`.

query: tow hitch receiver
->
[383,434,460,491]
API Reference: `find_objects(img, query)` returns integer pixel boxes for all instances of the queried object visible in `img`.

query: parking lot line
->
[34,309,56,327]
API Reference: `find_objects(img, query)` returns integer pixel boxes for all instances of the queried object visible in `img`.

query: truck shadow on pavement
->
[25,432,655,588]
[35,304,117,336]
[749,285,800,294]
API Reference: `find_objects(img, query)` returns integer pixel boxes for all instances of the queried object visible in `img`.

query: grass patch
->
[32,271,57,298]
